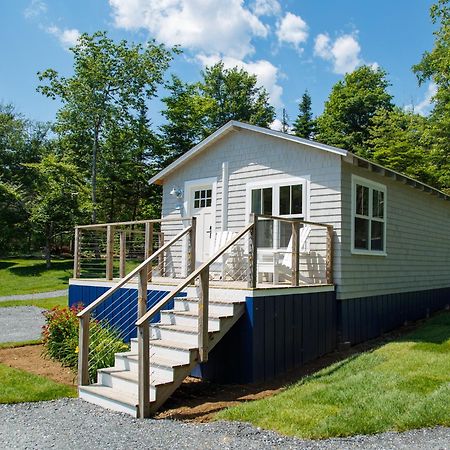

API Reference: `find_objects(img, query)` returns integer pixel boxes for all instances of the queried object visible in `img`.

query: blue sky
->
[0,0,437,130]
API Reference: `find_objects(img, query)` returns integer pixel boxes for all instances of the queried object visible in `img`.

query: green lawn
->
[0,296,67,310]
[0,258,72,296]
[217,312,450,439]
[0,363,76,403]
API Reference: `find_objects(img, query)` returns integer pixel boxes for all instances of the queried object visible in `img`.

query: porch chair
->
[208,230,236,280]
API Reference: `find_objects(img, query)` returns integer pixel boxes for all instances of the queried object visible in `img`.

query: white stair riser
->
[130,339,193,364]
[160,312,221,331]
[151,326,198,346]
[79,388,137,417]
[98,372,156,401]
[115,355,175,380]
[174,299,235,316]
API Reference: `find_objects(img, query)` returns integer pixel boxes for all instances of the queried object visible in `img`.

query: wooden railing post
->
[119,231,126,279]
[248,214,257,288]
[106,225,114,280]
[158,232,165,277]
[137,267,150,418]
[145,222,153,282]
[73,227,80,278]
[198,267,209,362]
[291,221,300,286]
[78,313,90,386]
[189,217,197,275]
[326,225,334,284]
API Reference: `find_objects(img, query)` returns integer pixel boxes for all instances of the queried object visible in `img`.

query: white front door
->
[190,185,214,265]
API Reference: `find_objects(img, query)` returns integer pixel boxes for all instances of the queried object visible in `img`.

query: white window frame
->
[245,177,309,250]
[351,175,387,256]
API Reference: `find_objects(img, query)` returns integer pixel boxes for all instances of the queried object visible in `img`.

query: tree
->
[38,31,176,222]
[24,154,90,268]
[367,107,436,185]
[292,91,315,139]
[413,0,450,191]
[316,65,394,155]
[160,62,275,164]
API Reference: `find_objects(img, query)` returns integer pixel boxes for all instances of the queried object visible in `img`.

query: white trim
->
[183,177,217,272]
[221,162,229,231]
[351,175,387,256]
[149,120,347,185]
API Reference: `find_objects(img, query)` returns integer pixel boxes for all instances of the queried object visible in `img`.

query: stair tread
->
[80,384,138,406]
[153,323,218,334]
[116,352,190,368]
[162,309,232,319]
[131,337,197,350]
[175,296,245,305]
[99,367,173,386]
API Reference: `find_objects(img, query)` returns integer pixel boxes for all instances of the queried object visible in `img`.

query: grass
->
[0,363,76,403]
[0,296,67,310]
[217,312,450,439]
[0,258,72,296]
[0,340,42,350]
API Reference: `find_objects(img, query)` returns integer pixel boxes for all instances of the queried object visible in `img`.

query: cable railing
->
[76,223,195,387]
[73,218,190,281]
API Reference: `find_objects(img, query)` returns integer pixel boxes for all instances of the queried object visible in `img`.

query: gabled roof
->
[149,120,449,201]
[149,120,347,185]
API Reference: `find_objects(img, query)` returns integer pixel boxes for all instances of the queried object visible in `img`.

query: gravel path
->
[0,289,67,302]
[0,306,45,343]
[0,399,449,450]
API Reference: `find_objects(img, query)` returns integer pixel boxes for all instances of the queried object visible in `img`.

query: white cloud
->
[251,0,281,16]
[197,54,283,108]
[24,0,47,19]
[109,0,269,60]
[314,33,361,74]
[269,118,283,131]
[406,82,438,116]
[47,26,81,49]
[276,13,308,51]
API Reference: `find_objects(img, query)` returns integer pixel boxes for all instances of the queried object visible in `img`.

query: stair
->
[79,295,245,416]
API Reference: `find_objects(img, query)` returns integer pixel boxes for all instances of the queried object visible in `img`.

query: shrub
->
[42,305,128,382]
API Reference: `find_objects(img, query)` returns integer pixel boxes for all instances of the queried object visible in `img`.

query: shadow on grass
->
[9,260,73,278]
[0,261,16,270]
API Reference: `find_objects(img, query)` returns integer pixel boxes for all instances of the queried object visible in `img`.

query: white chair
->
[257,225,311,285]
[208,230,236,280]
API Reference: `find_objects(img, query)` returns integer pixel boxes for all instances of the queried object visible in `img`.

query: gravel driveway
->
[0,306,45,343]
[0,399,449,450]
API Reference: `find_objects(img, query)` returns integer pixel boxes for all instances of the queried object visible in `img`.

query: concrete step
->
[160,309,228,331]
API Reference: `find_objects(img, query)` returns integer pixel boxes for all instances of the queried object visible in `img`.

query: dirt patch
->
[0,344,76,386]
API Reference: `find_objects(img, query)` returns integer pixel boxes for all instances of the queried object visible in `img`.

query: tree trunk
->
[91,127,99,224]
[45,225,52,269]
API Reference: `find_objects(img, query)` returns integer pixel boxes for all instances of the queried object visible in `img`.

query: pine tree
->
[292,91,315,139]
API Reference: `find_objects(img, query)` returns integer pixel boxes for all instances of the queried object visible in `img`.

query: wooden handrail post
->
[78,313,90,386]
[326,225,334,284]
[198,267,209,362]
[158,232,165,277]
[106,225,115,280]
[137,267,150,418]
[291,221,300,286]
[248,214,257,288]
[73,227,80,278]
[119,231,126,279]
[145,222,153,282]
[189,217,197,276]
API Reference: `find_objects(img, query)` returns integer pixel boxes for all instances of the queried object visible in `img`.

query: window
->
[352,176,386,254]
[249,180,306,249]
[193,189,212,208]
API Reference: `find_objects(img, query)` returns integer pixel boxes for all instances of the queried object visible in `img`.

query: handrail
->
[256,214,332,229]
[135,222,254,327]
[77,226,192,318]
[76,217,191,230]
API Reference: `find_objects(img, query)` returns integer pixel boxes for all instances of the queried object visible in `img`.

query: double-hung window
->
[352,176,386,254]
[249,180,306,249]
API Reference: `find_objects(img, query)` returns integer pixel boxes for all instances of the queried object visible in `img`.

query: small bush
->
[42,306,128,382]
